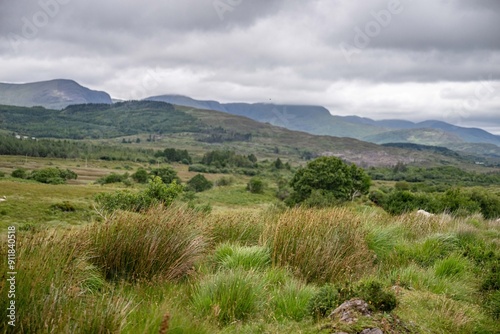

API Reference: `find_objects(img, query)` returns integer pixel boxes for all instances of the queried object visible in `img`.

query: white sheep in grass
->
[0,196,6,203]
[417,209,434,217]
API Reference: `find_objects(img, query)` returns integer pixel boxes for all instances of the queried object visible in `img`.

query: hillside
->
[364,128,465,146]
[146,95,385,138]
[0,101,475,167]
[0,79,112,109]
[146,95,500,148]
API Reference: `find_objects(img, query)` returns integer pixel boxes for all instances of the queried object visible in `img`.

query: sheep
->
[0,196,6,203]
[417,209,434,217]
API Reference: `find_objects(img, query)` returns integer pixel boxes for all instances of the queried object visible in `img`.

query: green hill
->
[0,101,476,167]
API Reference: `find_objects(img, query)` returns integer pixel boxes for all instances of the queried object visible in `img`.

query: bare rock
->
[360,329,383,334]
[329,298,371,324]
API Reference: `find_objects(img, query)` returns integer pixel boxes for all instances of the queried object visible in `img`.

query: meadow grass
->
[203,210,264,246]
[212,242,271,271]
[191,269,266,326]
[0,229,131,334]
[263,207,373,283]
[1,195,499,333]
[82,205,207,282]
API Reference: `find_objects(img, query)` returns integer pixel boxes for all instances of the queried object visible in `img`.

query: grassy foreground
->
[1,204,499,333]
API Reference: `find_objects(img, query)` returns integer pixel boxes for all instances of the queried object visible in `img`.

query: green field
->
[0,152,499,333]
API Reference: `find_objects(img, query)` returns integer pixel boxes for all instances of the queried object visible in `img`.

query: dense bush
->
[372,187,500,218]
[187,174,213,192]
[308,284,339,318]
[149,167,180,184]
[287,156,371,206]
[96,172,129,185]
[155,147,192,164]
[247,177,265,194]
[201,150,256,169]
[356,280,397,312]
[30,167,78,184]
[214,176,235,187]
[11,168,27,179]
[95,176,183,212]
[131,168,149,183]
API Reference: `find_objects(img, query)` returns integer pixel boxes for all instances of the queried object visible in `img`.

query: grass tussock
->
[212,242,271,271]
[263,207,373,283]
[204,210,264,246]
[0,230,130,334]
[83,205,207,281]
[191,269,265,326]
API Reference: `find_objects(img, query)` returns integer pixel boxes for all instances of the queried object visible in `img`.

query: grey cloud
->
[0,0,499,128]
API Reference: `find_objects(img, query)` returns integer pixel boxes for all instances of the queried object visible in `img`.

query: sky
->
[0,0,499,133]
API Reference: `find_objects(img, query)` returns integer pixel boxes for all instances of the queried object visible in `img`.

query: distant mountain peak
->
[0,79,112,109]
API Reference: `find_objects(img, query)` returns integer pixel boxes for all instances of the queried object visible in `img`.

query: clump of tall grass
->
[263,207,372,283]
[212,242,271,271]
[397,290,497,333]
[270,279,315,322]
[83,205,206,281]
[204,210,264,246]
[393,233,460,267]
[191,269,265,326]
[433,254,469,278]
[389,262,475,301]
[365,224,402,262]
[397,212,455,240]
[0,230,129,333]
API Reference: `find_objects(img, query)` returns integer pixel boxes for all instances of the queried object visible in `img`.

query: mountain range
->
[1,80,499,151]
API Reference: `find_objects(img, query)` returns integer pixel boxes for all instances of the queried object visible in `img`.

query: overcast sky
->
[0,0,499,132]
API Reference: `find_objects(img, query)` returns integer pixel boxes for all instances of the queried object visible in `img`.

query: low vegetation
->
[1,147,500,333]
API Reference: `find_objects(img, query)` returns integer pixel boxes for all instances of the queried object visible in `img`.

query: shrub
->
[0,171,5,177]
[149,166,180,184]
[11,168,27,179]
[247,177,265,194]
[131,168,149,183]
[29,167,78,184]
[84,206,206,281]
[263,207,372,283]
[308,284,339,319]
[192,269,264,326]
[95,176,183,212]
[356,280,397,312]
[187,174,213,193]
[214,176,234,187]
[96,172,128,185]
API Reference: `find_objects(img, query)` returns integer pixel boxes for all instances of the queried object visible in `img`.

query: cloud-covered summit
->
[0,0,498,131]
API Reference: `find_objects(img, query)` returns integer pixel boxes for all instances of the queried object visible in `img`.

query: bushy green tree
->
[131,168,149,183]
[247,177,265,194]
[150,167,180,184]
[286,156,371,206]
[187,174,213,192]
